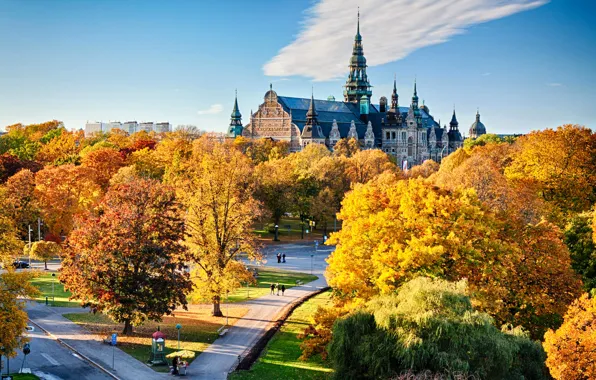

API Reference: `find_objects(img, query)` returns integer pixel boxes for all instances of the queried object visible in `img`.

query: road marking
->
[41,352,60,366]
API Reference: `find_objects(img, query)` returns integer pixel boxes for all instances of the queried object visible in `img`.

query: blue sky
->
[0,0,594,135]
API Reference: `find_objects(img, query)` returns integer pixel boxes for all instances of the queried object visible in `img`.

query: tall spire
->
[344,9,372,103]
[306,87,318,119]
[356,7,361,41]
[391,74,399,111]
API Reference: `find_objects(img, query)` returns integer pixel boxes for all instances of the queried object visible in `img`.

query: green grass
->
[230,290,334,380]
[227,267,318,303]
[29,272,81,307]
[10,374,40,380]
[253,217,340,242]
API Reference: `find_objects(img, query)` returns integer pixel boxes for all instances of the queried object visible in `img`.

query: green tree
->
[329,277,548,380]
[565,211,596,291]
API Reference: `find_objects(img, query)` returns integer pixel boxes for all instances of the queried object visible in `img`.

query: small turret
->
[228,89,243,138]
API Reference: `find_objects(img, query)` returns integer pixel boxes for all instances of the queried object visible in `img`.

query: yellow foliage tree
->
[544,293,596,379]
[29,240,61,270]
[505,125,596,221]
[183,142,261,316]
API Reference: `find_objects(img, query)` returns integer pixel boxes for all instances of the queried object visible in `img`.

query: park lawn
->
[253,217,340,243]
[227,266,318,303]
[230,290,334,380]
[64,304,248,373]
[29,271,81,307]
[11,375,40,380]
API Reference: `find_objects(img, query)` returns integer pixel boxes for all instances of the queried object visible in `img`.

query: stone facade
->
[229,14,486,167]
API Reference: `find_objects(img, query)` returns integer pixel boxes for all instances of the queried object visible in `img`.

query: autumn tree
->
[183,142,261,316]
[543,293,596,379]
[505,125,596,221]
[333,138,360,157]
[0,153,42,183]
[344,149,396,184]
[34,164,101,238]
[61,178,192,334]
[29,241,61,270]
[2,169,40,239]
[326,174,580,338]
[36,128,83,165]
[407,159,439,179]
[254,157,296,225]
[81,147,126,189]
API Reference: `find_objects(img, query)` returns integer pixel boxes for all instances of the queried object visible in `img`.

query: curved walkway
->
[191,243,331,379]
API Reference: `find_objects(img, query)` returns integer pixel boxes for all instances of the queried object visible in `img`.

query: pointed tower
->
[448,107,463,146]
[228,89,243,138]
[344,9,372,112]
[301,90,325,144]
[411,80,422,125]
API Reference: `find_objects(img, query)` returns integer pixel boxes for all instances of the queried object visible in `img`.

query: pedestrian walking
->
[277,252,281,263]
[270,283,275,295]
[282,253,286,263]
[276,282,280,296]
[281,284,286,296]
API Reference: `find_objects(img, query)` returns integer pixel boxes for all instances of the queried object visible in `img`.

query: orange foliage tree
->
[543,293,596,379]
[60,178,192,334]
[34,164,101,238]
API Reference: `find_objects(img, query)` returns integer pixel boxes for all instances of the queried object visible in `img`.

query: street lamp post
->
[38,218,42,241]
[28,225,33,268]
[273,225,279,242]
[226,292,230,326]
[51,273,56,306]
[175,324,182,350]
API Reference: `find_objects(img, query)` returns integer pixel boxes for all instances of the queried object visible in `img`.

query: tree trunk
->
[44,260,48,270]
[123,319,133,335]
[213,296,223,317]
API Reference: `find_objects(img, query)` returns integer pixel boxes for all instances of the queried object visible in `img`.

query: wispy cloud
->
[264,0,548,81]
[197,104,224,115]
[546,82,562,87]
[482,72,492,76]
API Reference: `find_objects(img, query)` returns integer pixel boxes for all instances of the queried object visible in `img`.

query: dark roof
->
[277,96,440,145]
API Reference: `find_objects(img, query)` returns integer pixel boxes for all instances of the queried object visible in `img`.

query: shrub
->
[328,277,548,380]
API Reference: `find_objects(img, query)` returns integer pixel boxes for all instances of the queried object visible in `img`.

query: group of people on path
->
[276,252,286,263]
[270,282,285,296]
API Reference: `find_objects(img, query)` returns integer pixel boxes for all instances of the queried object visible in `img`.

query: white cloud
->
[197,104,224,115]
[547,82,562,87]
[264,0,548,81]
[482,72,492,76]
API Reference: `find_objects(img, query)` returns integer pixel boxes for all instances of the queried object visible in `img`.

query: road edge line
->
[27,318,121,380]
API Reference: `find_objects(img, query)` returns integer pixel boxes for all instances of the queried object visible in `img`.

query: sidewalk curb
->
[27,318,121,380]
[233,284,331,372]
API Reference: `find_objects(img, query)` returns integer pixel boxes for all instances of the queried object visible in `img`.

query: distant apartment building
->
[84,120,170,136]
[105,121,122,133]
[154,122,171,133]
[138,122,154,133]
[85,122,104,136]
[122,121,138,134]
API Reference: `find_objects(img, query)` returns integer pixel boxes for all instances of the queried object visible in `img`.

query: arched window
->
[408,136,413,156]
[392,132,396,139]
[386,131,390,140]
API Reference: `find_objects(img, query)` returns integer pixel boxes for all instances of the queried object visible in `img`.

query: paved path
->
[26,301,166,380]
[5,321,108,380]
[191,243,332,379]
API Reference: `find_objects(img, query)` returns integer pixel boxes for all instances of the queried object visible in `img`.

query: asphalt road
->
[2,325,110,380]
